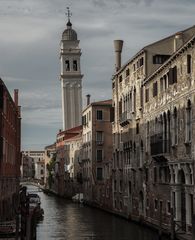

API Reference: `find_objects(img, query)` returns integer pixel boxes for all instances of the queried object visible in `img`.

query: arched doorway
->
[178,169,186,231]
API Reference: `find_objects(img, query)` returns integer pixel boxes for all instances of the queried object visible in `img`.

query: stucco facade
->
[112,26,195,236]
[81,99,113,210]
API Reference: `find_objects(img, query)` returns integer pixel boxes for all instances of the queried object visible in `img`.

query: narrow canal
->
[31,187,170,240]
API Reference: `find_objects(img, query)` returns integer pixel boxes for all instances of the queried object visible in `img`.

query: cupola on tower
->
[60,8,83,130]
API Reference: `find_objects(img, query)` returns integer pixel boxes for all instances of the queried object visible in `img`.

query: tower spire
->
[66,7,72,23]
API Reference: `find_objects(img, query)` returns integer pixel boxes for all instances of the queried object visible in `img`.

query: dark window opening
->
[73,60,78,71]
[136,122,139,134]
[126,68,130,77]
[97,168,103,180]
[96,149,103,161]
[145,88,149,103]
[153,82,158,97]
[153,55,170,64]
[187,54,191,74]
[65,60,70,71]
[96,110,103,120]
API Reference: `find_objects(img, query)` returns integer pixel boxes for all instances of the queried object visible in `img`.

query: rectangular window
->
[154,167,157,183]
[167,201,171,214]
[110,107,114,122]
[168,66,177,85]
[97,168,103,180]
[114,180,117,191]
[154,199,158,210]
[65,60,70,71]
[187,54,191,74]
[140,57,144,66]
[173,66,177,83]
[96,110,103,120]
[96,149,103,161]
[119,75,123,82]
[82,115,87,125]
[96,131,103,142]
[119,180,123,192]
[153,82,158,97]
[145,88,149,103]
[153,55,170,64]
[136,122,139,134]
[126,68,130,77]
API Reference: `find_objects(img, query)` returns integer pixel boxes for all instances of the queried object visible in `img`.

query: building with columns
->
[60,16,83,131]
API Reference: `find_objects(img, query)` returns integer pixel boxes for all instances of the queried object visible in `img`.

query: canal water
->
[29,187,170,240]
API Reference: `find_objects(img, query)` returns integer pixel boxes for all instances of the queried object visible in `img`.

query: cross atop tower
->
[66,7,72,22]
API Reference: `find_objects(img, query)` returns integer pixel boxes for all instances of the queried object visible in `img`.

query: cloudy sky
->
[0,0,194,150]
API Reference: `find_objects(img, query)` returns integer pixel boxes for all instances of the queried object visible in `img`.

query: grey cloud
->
[1,0,195,149]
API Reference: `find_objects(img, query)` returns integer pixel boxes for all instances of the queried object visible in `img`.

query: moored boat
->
[28,193,44,219]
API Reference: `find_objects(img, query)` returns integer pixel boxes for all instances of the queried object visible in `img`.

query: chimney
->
[174,32,183,52]
[86,94,91,106]
[114,40,123,71]
[14,89,18,107]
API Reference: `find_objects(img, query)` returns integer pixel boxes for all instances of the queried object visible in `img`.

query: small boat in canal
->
[28,193,44,219]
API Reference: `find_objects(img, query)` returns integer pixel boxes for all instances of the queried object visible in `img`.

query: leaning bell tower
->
[60,8,83,130]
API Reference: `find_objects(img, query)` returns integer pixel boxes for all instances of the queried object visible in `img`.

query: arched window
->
[73,60,78,71]
[65,60,70,71]
[186,100,192,142]
[173,107,178,145]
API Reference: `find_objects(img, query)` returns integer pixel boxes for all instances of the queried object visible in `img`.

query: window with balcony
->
[96,131,103,144]
[96,110,103,120]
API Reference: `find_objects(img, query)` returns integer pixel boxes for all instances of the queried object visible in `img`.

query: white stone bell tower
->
[60,8,83,130]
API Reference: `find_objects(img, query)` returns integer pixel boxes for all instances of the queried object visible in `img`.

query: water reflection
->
[30,187,169,240]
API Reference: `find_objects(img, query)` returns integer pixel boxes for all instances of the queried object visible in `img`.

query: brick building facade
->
[0,79,21,221]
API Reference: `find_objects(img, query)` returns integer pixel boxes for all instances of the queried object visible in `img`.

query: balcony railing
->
[96,141,104,146]
[119,111,132,127]
[150,133,170,157]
